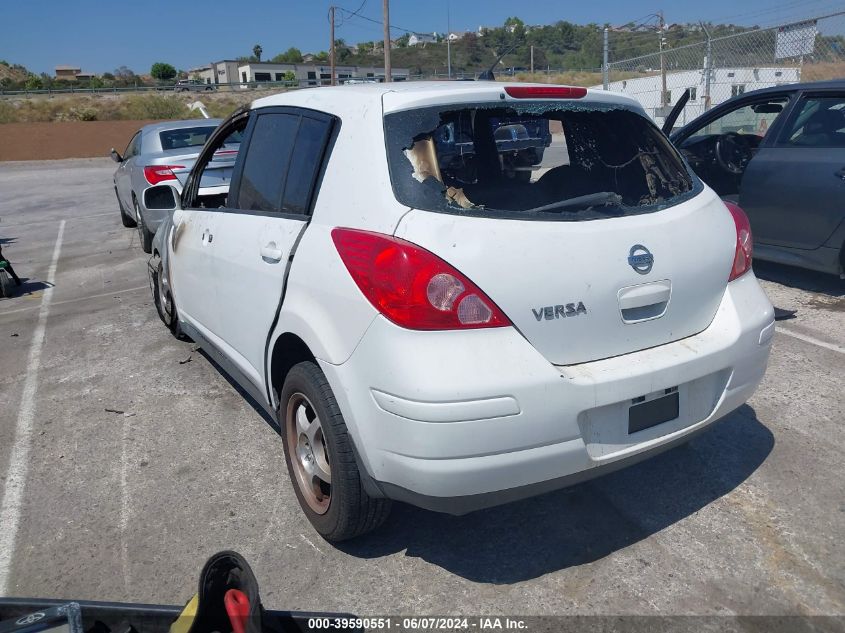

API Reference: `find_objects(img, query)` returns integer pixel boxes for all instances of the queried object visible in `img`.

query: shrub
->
[121,94,189,120]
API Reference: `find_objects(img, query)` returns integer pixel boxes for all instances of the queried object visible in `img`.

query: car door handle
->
[260,243,283,263]
[835,168,845,180]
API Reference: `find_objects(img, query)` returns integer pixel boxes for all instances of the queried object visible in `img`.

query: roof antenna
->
[477,41,521,81]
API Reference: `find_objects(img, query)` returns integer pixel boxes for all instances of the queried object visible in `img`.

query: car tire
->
[134,197,153,254]
[281,361,391,542]
[117,188,136,227]
[151,254,188,340]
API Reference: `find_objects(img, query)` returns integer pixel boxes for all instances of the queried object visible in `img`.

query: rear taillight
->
[725,201,752,281]
[143,165,184,185]
[331,228,511,331]
[504,85,587,99]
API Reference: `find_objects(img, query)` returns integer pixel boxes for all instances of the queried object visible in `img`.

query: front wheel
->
[281,362,391,541]
[151,254,188,340]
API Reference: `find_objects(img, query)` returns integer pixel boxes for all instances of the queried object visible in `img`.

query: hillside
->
[0,61,30,86]
[330,19,762,76]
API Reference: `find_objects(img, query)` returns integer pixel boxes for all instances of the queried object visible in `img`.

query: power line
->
[336,0,367,27]
[337,9,417,35]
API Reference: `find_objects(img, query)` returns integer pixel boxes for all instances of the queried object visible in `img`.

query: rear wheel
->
[117,188,136,227]
[281,362,391,541]
[134,197,153,253]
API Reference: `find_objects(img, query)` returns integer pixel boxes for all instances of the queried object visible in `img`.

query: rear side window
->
[236,113,299,212]
[282,116,331,214]
[384,102,696,220]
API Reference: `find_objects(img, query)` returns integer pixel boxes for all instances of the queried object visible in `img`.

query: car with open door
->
[667,80,845,277]
[145,81,773,541]
[110,119,239,253]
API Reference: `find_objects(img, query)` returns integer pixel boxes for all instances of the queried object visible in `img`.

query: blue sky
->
[2,0,842,75]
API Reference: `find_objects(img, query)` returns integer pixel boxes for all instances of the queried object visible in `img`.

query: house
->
[447,31,468,41]
[408,32,437,46]
[54,65,95,81]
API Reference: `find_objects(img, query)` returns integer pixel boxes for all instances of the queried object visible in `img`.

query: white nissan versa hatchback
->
[145,82,774,541]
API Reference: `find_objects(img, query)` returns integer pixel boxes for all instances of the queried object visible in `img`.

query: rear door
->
[208,107,334,393]
[739,91,845,249]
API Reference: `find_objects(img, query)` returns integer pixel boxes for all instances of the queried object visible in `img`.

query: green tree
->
[271,47,303,63]
[253,44,263,61]
[150,62,177,81]
[24,74,42,90]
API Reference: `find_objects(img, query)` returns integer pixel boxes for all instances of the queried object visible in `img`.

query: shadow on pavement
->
[15,278,52,295]
[340,405,773,584]
[754,260,844,297]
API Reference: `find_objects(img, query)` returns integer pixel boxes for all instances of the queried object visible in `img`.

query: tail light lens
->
[143,165,184,185]
[725,201,753,281]
[331,228,511,331]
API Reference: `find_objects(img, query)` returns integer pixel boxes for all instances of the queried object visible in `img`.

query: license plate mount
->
[628,390,679,434]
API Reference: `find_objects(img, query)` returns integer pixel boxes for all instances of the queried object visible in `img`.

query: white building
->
[408,33,437,46]
[595,66,801,127]
[196,61,410,88]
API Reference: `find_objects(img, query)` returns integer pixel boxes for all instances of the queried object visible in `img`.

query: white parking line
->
[776,326,845,355]
[0,220,65,594]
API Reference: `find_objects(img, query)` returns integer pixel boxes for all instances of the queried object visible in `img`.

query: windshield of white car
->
[384,102,698,220]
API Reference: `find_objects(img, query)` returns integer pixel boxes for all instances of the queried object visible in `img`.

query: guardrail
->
[0,68,605,98]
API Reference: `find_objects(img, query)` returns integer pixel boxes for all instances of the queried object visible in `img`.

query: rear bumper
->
[320,272,774,514]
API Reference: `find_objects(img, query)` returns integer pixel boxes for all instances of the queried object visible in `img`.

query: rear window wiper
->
[522,191,624,215]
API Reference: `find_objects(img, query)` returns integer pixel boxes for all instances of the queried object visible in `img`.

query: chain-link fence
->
[601,11,845,127]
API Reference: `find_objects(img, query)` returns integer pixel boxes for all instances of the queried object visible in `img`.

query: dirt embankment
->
[0,120,160,161]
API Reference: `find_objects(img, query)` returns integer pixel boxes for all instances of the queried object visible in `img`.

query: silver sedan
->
[111,119,240,252]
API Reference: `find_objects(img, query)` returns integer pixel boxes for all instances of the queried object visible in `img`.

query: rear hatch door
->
[383,90,736,366]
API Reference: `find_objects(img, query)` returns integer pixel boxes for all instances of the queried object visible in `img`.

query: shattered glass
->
[384,101,700,221]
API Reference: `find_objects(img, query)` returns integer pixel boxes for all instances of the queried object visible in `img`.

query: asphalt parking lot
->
[0,158,843,616]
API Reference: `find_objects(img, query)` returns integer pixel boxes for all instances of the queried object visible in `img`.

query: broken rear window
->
[384,102,699,220]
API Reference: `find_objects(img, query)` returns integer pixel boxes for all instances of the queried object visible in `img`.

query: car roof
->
[250,81,642,118]
[141,119,223,133]
[735,79,845,98]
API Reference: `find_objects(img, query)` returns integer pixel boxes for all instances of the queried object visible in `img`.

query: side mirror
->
[110,148,123,163]
[144,184,182,211]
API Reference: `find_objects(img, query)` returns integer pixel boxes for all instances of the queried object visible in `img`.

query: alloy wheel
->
[285,393,332,514]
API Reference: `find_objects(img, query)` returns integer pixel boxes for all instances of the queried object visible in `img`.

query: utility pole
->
[329,5,336,86]
[602,27,609,89]
[447,0,452,79]
[701,22,712,111]
[659,10,667,108]
[383,0,392,82]
[530,45,534,74]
